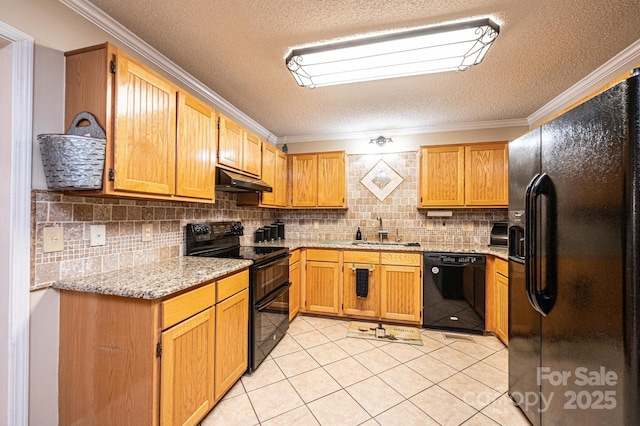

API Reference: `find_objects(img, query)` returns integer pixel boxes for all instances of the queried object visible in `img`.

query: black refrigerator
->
[508,72,640,425]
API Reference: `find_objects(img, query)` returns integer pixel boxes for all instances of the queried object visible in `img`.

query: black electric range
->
[185,221,291,372]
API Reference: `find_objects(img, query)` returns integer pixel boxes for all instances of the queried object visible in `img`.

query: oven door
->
[253,253,290,300]
[252,282,290,371]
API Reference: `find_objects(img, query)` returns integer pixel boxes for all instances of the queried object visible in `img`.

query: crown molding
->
[59,0,277,143]
[528,38,640,127]
[278,118,529,144]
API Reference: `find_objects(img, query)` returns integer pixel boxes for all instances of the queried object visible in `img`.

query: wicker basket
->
[38,112,106,190]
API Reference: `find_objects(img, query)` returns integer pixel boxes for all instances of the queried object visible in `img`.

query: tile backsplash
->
[31,151,506,289]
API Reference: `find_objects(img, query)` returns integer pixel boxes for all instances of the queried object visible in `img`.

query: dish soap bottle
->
[355,227,362,240]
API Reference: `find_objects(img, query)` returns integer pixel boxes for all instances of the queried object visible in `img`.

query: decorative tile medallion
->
[360,160,404,201]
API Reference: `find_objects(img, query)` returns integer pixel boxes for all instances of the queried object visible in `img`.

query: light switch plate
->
[142,223,153,242]
[463,222,475,232]
[90,224,106,246]
[43,227,64,253]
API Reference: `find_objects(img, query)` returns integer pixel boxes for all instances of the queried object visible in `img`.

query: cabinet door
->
[343,265,380,318]
[218,115,243,170]
[176,92,216,200]
[243,132,262,176]
[495,272,509,345]
[317,152,345,207]
[161,307,215,426]
[380,265,422,323]
[114,53,177,195]
[260,143,277,206]
[419,146,465,207]
[292,154,318,207]
[215,289,249,401]
[289,261,301,321]
[275,150,288,207]
[305,261,340,314]
[465,143,508,206]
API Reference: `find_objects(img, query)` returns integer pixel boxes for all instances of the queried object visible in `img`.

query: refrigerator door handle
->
[526,173,557,316]
[525,174,543,313]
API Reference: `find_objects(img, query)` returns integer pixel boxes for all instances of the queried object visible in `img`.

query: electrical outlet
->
[426,220,434,231]
[463,222,475,232]
[43,227,64,253]
[313,221,319,230]
[90,225,106,246]
[142,223,153,242]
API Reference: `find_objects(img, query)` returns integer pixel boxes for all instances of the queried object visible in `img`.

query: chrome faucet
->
[376,216,388,243]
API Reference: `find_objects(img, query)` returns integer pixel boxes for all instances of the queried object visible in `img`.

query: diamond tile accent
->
[360,160,404,201]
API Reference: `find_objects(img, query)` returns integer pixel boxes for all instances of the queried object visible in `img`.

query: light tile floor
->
[201,315,530,426]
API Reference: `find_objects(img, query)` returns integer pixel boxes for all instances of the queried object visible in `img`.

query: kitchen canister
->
[38,112,106,190]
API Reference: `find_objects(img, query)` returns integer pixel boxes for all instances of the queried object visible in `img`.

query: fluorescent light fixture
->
[286,18,499,88]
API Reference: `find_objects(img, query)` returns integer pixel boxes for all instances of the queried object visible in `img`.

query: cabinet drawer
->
[344,250,379,264]
[217,269,249,303]
[496,258,508,277]
[162,283,215,329]
[290,249,300,264]
[306,249,339,262]
[381,252,422,266]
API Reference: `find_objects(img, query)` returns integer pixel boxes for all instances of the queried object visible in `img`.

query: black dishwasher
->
[423,253,486,334]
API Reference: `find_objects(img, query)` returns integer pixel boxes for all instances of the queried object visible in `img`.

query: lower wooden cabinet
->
[289,249,301,321]
[305,249,341,314]
[380,265,422,322]
[59,268,249,426]
[214,289,248,401]
[161,307,215,426]
[300,249,422,324]
[494,258,509,345]
[342,251,380,318]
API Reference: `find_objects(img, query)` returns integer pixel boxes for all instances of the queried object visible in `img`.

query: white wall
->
[0,40,13,426]
[29,289,59,426]
[27,44,65,424]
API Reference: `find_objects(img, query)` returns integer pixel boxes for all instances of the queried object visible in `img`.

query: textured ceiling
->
[89,0,640,140]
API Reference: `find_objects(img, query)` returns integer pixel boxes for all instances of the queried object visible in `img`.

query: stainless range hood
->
[215,168,273,193]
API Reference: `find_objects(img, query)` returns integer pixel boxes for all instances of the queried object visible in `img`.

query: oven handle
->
[253,253,291,271]
[256,281,291,311]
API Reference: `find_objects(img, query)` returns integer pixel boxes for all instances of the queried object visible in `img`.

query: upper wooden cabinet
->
[419,142,508,208]
[291,154,318,207]
[218,115,244,171]
[291,151,346,208]
[64,43,217,203]
[419,145,465,206]
[176,92,217,200]
[218,114,262,177]
[114,54,177,195]
[275,150,288,207]
[260,143,277,206]
[465,143,509,206]
[243,131,262,176]
[318,152,346,207]
[257,143,287,207]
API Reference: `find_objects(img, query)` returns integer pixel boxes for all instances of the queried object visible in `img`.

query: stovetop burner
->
[185,221,288,263]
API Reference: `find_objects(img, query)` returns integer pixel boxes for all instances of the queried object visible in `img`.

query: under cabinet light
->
[427,210,453,217]
[285,18,499,88]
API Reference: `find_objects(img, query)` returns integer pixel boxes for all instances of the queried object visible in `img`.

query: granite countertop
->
[52,257,252,300]
[256,239,509,260]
